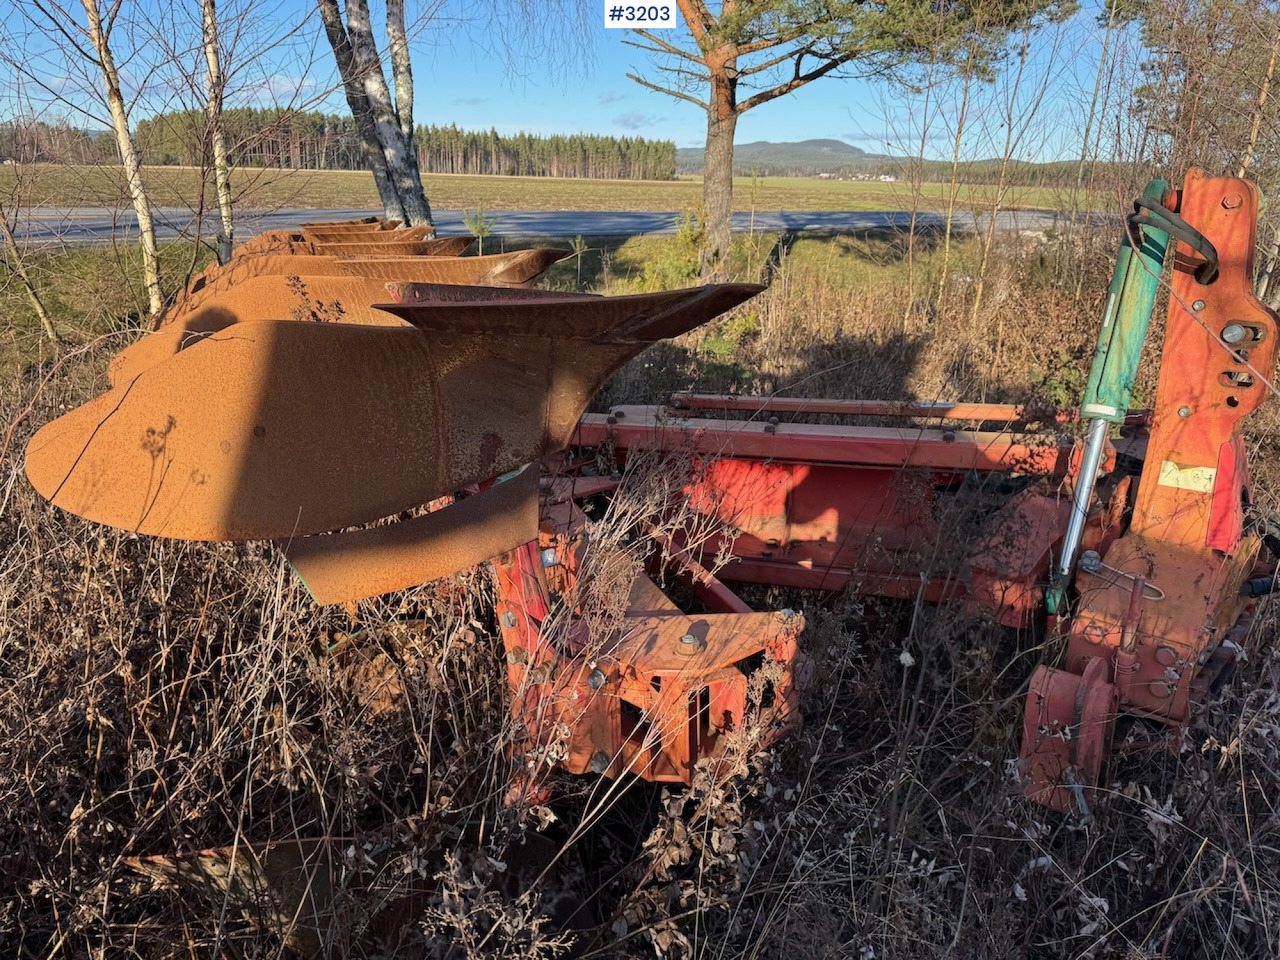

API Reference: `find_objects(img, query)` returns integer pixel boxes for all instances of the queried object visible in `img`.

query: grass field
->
[4,163,1079,213]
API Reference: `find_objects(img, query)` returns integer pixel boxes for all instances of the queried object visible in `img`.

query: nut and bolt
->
[1192,299,1206,312]
[590,751,611,774]
[501,611,518,629]
[1178,405,1193,418]
[1223,193,1243,210]
[764,416,779,434]
[679,633,706,652]
[587,668,607,690]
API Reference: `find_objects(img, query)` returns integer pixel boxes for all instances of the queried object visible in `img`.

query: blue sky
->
[7,0,1130,163]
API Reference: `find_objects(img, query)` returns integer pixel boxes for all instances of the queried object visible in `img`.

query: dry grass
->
[4,223,1280,958]
[6,164,1072,214]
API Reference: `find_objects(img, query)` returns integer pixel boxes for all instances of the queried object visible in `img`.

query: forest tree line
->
[0,112,677,180]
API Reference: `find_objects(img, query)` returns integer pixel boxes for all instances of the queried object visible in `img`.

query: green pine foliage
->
[118,111,677,180]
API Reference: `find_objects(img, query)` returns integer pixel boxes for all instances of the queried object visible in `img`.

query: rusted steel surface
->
[304,224,434,244]
[27,284,762,541]
[287,466,540,604]
[155,243,541,332]
[347,246,567,286]
[298,215,382,227]
[165,271,546,331]
[312,239,454,257]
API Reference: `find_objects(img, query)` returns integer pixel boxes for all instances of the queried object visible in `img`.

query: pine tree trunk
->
[701,58,737,279]
[82,0,163,315]
[202,0,234,264]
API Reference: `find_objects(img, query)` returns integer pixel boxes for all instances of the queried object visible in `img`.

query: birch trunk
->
[316,0,408,223]
[81,0,163,315]
[386,0,414,142]
[202,0,234,264]
[343,0,432,227]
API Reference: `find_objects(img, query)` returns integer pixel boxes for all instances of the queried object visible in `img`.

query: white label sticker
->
[1157,460,1216,492]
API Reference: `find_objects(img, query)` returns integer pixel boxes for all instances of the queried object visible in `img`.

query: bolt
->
[1178,405,1193,418]
[1223,193,1243,210]
[612,409,626,419]
[505,647,527,665]
[606,415,617,425]
[778,607,797,620]
[678,633,706,654]
[764,416,779,434]
[671,396,685,408]
[587,668,607,690]
[1221,322,1247,344]
[1192,299,1206,312]
[590,751,610,774]
[501,611,518,629]
[942,430,957,443]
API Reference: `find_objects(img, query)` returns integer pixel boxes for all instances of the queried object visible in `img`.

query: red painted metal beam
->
[576,406,1086,475]
[668,393,1152,427]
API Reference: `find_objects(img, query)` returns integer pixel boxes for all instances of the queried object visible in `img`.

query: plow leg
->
[1021,657,1118,817]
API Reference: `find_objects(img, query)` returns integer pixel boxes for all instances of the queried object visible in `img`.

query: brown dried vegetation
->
[4,228,1280,958]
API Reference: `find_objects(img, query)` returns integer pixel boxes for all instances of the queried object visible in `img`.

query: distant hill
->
[677,138,891,176]
[675,139,1120,188]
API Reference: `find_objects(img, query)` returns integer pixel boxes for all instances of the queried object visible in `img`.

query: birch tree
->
[202,0,235,264]
[316,0,432,226]
[19,0,165,314]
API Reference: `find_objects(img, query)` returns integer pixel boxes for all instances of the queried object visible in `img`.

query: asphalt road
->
[13,205,1076,246]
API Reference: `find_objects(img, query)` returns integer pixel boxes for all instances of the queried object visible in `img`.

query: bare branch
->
[626,71,708,109]
[626,28,701,62]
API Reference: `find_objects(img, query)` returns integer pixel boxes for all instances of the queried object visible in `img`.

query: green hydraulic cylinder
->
[1046,180,1172,615]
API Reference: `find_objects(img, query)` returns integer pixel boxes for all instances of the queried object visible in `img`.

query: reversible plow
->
[24,170,1280,818]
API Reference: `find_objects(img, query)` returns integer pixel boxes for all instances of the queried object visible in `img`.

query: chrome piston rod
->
[1056,417,1111,585]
